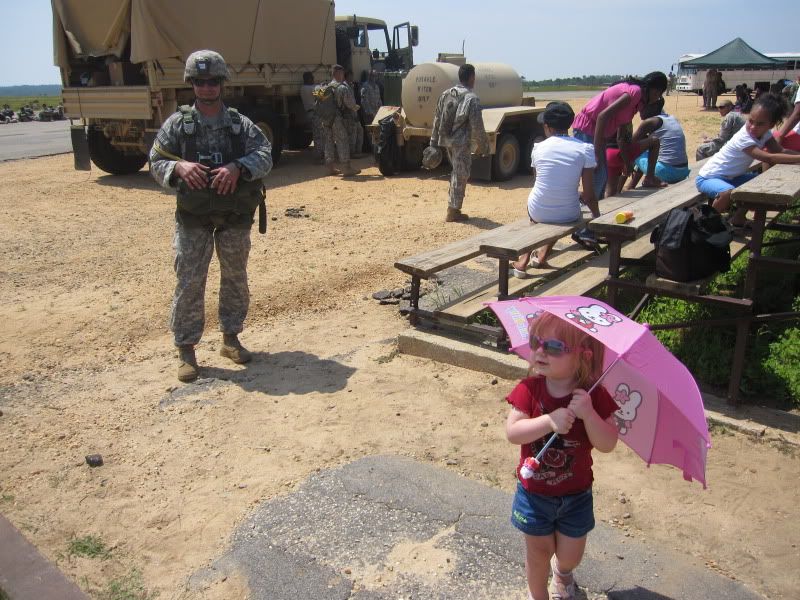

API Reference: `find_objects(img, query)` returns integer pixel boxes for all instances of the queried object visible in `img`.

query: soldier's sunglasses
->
[192,78,222,87]
[529,335,571,357]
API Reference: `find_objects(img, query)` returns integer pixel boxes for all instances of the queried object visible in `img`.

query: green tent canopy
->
[683,38,782,68]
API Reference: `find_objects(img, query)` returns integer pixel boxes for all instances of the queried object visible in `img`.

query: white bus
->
[675,52,800,94]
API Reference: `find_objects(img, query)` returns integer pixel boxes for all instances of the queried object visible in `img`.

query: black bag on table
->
[650,204,733,282]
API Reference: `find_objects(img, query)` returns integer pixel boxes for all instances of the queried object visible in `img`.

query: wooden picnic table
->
[587,164,800,403]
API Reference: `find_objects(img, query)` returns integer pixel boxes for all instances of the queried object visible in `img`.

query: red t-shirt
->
[507,376,618,496]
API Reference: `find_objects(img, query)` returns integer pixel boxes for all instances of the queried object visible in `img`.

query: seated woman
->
[510,102,599,275]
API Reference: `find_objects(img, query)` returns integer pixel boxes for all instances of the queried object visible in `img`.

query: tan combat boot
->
[340,162,361,177]
[445,207,469,222]
[177,345,199,383]
[220,334,252,364]
[325,161,340,175]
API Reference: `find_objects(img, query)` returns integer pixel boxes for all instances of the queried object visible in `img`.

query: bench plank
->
[479,196,639,259]
[435,243,596,321]
[588,177,705,240]
[731,164,800,208]
[394,219,529,278]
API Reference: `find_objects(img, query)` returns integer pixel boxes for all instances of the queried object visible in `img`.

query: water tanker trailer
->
[368,61,545,181]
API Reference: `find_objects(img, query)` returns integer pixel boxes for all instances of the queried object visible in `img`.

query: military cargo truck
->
[53,0,413,175]
[368,61,544,181]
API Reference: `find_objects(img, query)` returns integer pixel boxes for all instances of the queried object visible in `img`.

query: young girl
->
[572,71,668,199]
[696,93,800,227]
[505,313,619,600]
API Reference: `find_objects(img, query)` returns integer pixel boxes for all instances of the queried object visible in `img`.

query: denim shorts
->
[511,483,594,538]
[634,151,690,184]
[695,172,758,198]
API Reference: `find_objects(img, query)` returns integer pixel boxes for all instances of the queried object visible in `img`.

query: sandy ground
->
[1,94,799,600]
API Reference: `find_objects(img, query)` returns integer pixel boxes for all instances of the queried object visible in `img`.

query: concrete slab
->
[0,513,88,600]
[193,455,762,599]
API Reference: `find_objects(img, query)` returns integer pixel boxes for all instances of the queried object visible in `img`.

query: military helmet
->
[184,50,230,82]
[422,145,443,170]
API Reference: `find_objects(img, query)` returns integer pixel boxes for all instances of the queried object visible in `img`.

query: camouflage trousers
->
[695,140,722,161]
[170,221,251,346]
[321,116,350,163]
[446,145,472,210]
[348,117,364,155]
[309,111,324,159]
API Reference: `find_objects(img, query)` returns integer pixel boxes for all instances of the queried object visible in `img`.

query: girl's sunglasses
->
[529,335,571,357]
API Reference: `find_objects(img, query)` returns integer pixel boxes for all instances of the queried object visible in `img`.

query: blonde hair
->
[528,312,605,389]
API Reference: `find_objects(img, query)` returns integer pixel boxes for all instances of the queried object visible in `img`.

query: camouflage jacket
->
[713,112,746,146]
[149,103,272,192]
[430,84,489,152]
[360,81,382,117]
[333,80,359,115]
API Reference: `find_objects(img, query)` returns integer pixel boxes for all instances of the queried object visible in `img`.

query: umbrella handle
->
[534,432,558,463]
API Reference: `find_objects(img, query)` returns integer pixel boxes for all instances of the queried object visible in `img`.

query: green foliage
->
[67,535,111,559]
[522,74,628,88]
[101,569,158,600]
[0,587,10,600]
[628,227,800,408]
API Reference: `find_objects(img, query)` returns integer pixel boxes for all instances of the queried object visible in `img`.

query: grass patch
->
[0,95,60,111]
[67,535,111,560]
[0,588,10,600]
[101,569,158,600]
[0,493,14,504]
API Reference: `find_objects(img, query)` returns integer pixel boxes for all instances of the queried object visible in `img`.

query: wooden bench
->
[395,195,639,319]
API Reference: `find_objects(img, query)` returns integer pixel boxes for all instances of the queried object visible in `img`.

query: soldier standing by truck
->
[430,63,489,222]
[148,50,273,383]
[316,64,361,177]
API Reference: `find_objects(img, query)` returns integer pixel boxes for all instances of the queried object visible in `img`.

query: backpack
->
[313,82,342,125]
[650,204,733,282]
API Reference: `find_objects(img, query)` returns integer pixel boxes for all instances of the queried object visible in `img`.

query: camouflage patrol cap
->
[184,50,230,82]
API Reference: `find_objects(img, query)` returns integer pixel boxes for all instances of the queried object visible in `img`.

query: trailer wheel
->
[247,108,284,166]
[520,130,544,176]
[286,128,313,150]
[87,127,147,175]
[491,133,520,181]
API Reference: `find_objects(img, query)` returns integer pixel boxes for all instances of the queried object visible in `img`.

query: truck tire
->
[247,108,284,166]
[491,133,520,181]
[286,128,313,150]
[87,127,147,175]
[402,141,424,170]
[375,115,402,176]
[520,129,544,175]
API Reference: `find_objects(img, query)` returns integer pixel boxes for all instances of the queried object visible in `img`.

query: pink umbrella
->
[487,295,710,487]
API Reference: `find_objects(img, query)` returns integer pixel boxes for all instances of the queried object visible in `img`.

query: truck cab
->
[335,15,418,103]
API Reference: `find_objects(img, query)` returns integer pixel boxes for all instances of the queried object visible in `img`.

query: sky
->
[1,0,797,86]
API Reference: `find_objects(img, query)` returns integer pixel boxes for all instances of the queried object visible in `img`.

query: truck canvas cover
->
[53,0,336,67]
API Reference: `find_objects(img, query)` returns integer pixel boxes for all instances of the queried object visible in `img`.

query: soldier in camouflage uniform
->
[300,71,324,162]
[360,70,382,125]
[430,63,489,222]
[149,50,273,383]
[695,100,746,160]
[319,65,360,177]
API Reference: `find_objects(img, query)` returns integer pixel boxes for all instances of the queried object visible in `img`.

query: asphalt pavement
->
[0,120,71,161]
[188,455,763,599]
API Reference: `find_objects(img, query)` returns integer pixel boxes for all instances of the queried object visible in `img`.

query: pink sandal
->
[549,556,576,600]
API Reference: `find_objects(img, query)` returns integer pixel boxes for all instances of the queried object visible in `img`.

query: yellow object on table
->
[615,211,634,224]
